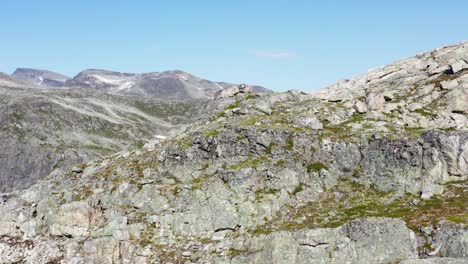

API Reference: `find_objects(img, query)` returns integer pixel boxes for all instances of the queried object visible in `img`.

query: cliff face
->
[0,42,466,263]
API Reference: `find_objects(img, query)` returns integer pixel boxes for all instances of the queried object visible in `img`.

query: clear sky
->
[1,1,467,92]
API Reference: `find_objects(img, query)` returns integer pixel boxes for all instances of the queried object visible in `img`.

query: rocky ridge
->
[0,42,466,263]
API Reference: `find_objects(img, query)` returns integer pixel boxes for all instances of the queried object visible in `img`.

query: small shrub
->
[236,135,246,141]
[292,184,304,195]
[275,159,285,166]
[231,156,270,170]
[404,126,423,137]
[284,136,294,150]
[307,162,328,173]
[266,142,275,155]
[310,146,317,153]
[245,94,256,100]
[225,101,240,111]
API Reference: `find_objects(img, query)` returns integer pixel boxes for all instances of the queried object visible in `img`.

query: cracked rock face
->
[231,217,418,264]
[0,42,467,263]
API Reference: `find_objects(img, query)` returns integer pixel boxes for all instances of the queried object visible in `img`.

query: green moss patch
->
[413,109,436,118]
[225,101,241,111]
[203,130,220,137]
[404,126,424,137]
[307,162,328,173]
[231,156,270,170]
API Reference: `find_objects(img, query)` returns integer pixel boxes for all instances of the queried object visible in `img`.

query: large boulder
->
[353,100,367,113]
[440,79,459,90]
[47,201,103,238]
[366,91,385,111]
[214,84,252,99]
[451,60,468,74]
[445,86,468,113]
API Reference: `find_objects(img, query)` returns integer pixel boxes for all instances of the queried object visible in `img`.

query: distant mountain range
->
[10,68,271,100]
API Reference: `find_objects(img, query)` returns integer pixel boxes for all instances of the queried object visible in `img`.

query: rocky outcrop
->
[214,84,252,99]
[355,131,466,198]
[312,41,468,129]
[224,217,418,264]
[432,224,468,258]
[446,85,468,113]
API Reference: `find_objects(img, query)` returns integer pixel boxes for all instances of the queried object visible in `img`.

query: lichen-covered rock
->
[433,225,468,258]
[226,217,418,264]
[421,131,468,178]
[214,84,252,99]
[47,201,103,238]
[401,258,468,264]
[293,116,323,130]
[446,86,468,113]
[341,217,418,263]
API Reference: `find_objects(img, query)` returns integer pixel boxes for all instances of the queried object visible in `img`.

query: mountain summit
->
[12,68,71,87]
[66,69,225,100]
[11,68,271,100]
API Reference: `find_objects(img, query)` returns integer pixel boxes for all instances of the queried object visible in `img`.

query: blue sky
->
[1,1,467,91]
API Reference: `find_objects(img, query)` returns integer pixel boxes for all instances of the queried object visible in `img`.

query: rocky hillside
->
[0,78,206,192]
[0,42,466,263]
